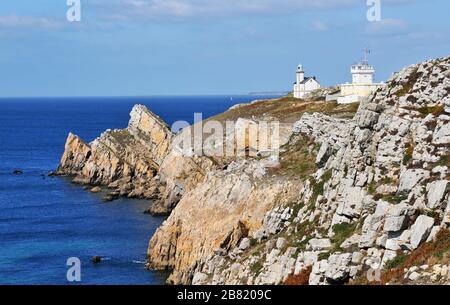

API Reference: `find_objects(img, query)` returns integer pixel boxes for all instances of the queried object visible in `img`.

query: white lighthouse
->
[338,49,384,104]
[293,64,321,99]
[351,50,375,84]
[296,64,305,84]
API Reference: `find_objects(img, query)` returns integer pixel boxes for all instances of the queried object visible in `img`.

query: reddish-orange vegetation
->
[283,266,313,285]
[350,229,450,285]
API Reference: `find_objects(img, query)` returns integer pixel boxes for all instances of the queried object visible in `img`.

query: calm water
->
[0,95,278,285]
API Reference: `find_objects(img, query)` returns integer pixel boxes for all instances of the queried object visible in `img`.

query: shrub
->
[283,266,312,285]
[331,222,358,252]
[309,169,333,205]
[403,143,414,165]
[379,229,450,284]
[384,253,408,270]
[318,252,331,261]
[250,261,264,276]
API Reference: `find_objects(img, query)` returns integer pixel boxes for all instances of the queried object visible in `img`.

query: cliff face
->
[148,160,304,284]
[184,56,450,285]
[57,105,172,201]
[56,56,450,285]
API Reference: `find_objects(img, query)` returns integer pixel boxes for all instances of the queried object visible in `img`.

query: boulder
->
[381,250,397,268]
[335,186,365,219]
[239,238,251,251]
[359,201,390,249]
[192,272,208,285]
[409,271,421,281]
[90,186,102,193]
[325,253,352,284]
[444,198,450,225]
[385,231,403,251]
[397,229,412,250]
[357,110,380,129]
[383,203,410,233]
[308,238,332,251]
[398,169,430,193]
[340,234,361,250]
[315,142,333,168]
[410,215,435,249]
[91,256,102,264]
[276,237,287,250]
[432,122,450,144]
[426,180,449,209]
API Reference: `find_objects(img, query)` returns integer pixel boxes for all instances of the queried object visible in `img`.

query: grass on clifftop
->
[209,97,360,124]
[269,134,319,179]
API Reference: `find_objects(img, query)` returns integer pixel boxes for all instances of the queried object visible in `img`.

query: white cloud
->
[365,18,408,35]
[87,0,367,20]
[0,15,62,29]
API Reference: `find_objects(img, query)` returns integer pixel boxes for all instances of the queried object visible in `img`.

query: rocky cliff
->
[148,56,450,285]
[57,55,450,285]
[57,104,172,202]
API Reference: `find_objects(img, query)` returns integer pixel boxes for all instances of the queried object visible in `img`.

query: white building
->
[293,64,321,99]
[337,49,384,104]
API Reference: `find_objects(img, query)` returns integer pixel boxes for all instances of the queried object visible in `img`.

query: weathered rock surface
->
[56,55,450,286]
[57,105,173,203]
[410,215,435,249]
[181,56,450,285]
[147,166,303,284]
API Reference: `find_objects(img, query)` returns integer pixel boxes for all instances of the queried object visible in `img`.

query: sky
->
[0,0,449,97]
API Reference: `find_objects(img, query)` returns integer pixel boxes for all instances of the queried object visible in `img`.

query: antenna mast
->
[363,48,370,65]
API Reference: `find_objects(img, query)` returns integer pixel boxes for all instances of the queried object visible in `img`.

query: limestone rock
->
[147,172,303,284]
[308,238,332,251]
[325,253,352,284]
[398,169,430,194]
[410,215,435,249]
[432,123,450,144]
[383,203,410,233]
[426,180,449,209]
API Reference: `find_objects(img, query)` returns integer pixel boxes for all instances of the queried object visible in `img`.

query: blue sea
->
[0,95,278,285]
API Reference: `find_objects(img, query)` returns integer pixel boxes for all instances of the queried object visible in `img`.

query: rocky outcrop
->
[147,160,304,284]
[57,133,92,175]
[179,55,450,285]
[57,105,173,202]
[56,55,450,286]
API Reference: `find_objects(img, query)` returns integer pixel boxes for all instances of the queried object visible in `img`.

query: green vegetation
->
[403,143,414,165]
[416,105,446,117]
[331,222,358,252]
[250,261,264,276]
[435,154,450,167]
[353,230,450,284]
[270,135,318,178]
[318,252,331,261]
[309,169,333,205]
[208,97,360,125]
[394,68,422,97]
[288,220,315,251]
[289,202,305,221]
[367,181,377,195]
[384,253,409,270]
[381,194,408,204]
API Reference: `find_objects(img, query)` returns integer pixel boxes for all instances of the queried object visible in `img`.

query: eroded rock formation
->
[57,105,172,202]
[57,55,450,285]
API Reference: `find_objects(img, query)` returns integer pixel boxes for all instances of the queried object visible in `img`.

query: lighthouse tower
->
[296,64,305,84]
[293,64,320,99]
[338,48,384,104]
[351,48,375,85]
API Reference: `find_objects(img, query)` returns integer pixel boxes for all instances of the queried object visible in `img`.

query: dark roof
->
[299,76,318,84]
